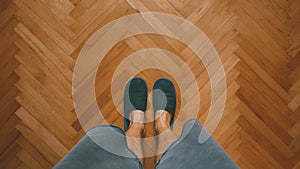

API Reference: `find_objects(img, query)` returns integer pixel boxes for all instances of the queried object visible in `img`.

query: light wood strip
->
[126,0,151,12]
[14,23,73,88]
[17,150,44,169]
[15,107,69,158]
[70,0,97,19]
[14,40,72,98]
[15,65,74,115]
[15,78,74,124]
[289,118,300,137]
[15,93,77,149]
[16,122,61,165]
[71,0,119,33]
[14,0,75,40]
[16,136,52,169]
[152,0,182,16]
[14,10,75,68]
[289,93,300,112]
[37,0,75,26]
[71,0,129,48]
[213,109,241,140]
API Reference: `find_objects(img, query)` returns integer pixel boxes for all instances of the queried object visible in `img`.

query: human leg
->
[152,78,238,168]
[126,110,145,163]
[53,125,143,169]
[155,110,177,161]
[155,119,239,169]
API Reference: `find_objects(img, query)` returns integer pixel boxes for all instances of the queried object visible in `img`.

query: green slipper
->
[124,78,148,131]
[153,78,176,129]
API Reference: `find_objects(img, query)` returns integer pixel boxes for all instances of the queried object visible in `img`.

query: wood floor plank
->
[0,98,19,129]
[289,118,300,137]
[237,116,293,168]
[0,2,17,31]
[14,40,72,98]
[0,44,19,73]
[0,141,21,169]
[14,10,75,66]
[37,0,75,26]
[289,92,300,112]
[15,65,74,117]
[235,47,292,103]
[235,35,291,90]
[71,0,131,48]
[237,102,294,158]
[0,72,19,104]
[70,0,119,33]
[15,93,77,149]
[238,129,289,169]
[16,136,52,169]
[15,75,75,125]
[0,17,18,55]
[0,114,20,155]
[15,107,69,158]
[69,0,97,19]
[236,18,290,67]
[236,74,294,144]
[17,150,44,169]
[0,56,19,81]
[237,61,294,125]
[0,84,19,108]
[17,163,30,169]
[14,0,75,41]
[230,0,290,49]
[14,23,73,84]
[16,122,61,166]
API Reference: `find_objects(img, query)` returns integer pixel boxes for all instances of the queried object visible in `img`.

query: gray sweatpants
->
[54,119,239,169]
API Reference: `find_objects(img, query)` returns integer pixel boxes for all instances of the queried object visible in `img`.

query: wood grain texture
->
[0,0,299,168]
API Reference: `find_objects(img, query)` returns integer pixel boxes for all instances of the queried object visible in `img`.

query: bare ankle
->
[155,110,171,134]
[126,110,145,137]
[130,122,144,133]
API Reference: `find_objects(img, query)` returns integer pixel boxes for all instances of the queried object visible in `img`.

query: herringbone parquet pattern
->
[0,0,299,168]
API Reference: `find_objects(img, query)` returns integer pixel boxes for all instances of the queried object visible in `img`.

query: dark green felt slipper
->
[153,78,176,129]
[124,78,148,131]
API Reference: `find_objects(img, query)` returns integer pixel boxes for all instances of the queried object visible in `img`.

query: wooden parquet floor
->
[0,0,299,168]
